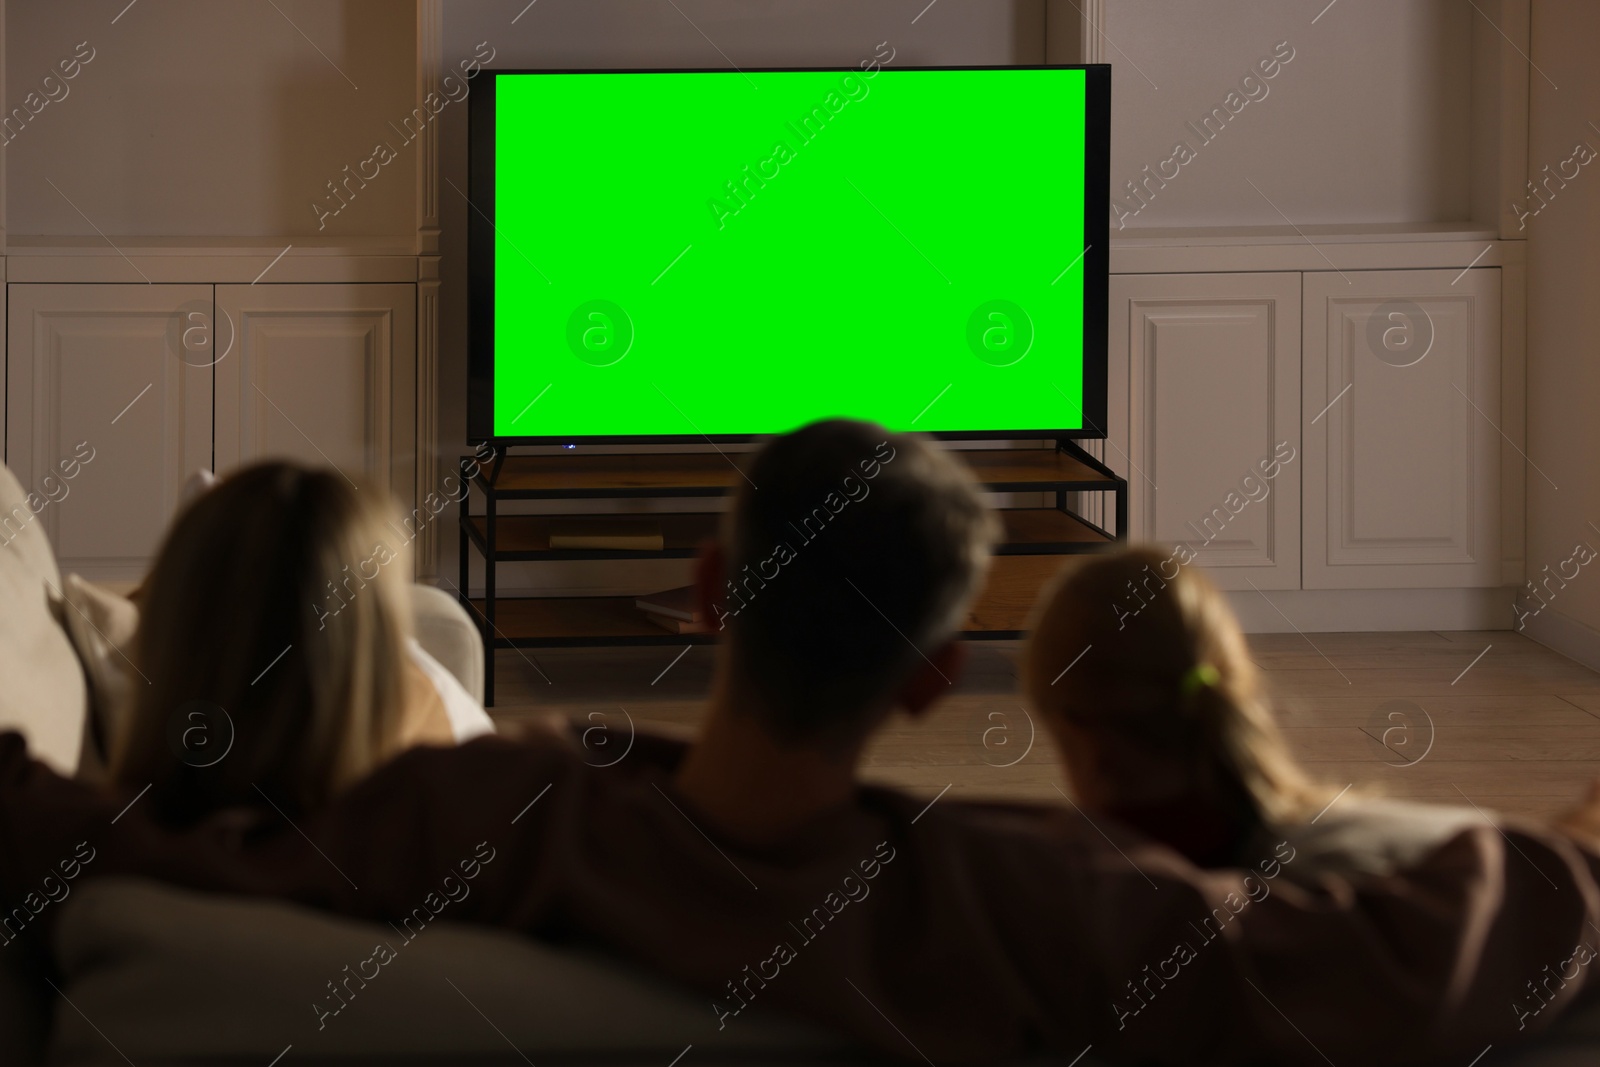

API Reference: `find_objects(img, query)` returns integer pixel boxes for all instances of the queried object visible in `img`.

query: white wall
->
[437,0,1046,591]
[6,0,417,238]
[1102,0,1474,228]
[1522,0,1600,664]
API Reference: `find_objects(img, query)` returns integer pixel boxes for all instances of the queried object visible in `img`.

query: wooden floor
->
[488,631,1600,821]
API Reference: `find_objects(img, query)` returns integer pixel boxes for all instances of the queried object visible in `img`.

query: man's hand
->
[1551,779,1600,848]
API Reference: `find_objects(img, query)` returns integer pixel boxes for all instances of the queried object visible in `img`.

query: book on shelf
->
[547,519,664,551]
[634,585,701,623]
[645,612,712,635]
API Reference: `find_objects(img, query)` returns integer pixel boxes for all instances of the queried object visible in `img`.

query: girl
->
[1023,547,1488,878]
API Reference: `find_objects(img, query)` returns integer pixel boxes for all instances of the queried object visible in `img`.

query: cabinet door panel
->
[214,285,416,513]
[1110,273,1301,590]
[5,284,212,582]
[1303,269,1501,588]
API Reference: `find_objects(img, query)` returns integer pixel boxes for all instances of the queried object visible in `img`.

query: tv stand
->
[457,441,1126,705]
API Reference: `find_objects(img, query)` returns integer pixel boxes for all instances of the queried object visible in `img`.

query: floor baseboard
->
[1521,608,1600,673]
[1223,587,1514,634]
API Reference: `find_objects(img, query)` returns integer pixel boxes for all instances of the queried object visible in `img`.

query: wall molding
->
[414,0,444,577]
[416,263,442,578]
[0,0,8,255]
[1078,0,1107,63]
[416,0,443,258]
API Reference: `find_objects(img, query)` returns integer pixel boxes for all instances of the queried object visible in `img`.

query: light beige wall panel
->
[6,1,417,238]
[1521,0,1600,665]
[1303,268,1502,588]
[1469,0,1531,236]
[5,283,212,582]
[1112,272,1301,590]
[447,0,1042,69]
[1101,0,1474,228]
[215,284,417,518]
[1042,0,1083,62]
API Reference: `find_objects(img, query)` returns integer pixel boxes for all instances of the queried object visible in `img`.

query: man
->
[5,420,1600,1064]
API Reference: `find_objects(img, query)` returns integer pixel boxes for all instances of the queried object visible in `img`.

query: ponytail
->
[1025,548,1331,829]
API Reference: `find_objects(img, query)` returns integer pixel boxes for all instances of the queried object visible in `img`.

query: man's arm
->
[301,732,593,930]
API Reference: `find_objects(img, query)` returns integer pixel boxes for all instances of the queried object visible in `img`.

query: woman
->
[1022,547,1489,879]
[110,462,492,827]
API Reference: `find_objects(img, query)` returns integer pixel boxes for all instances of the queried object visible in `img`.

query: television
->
[467,64,1110,445]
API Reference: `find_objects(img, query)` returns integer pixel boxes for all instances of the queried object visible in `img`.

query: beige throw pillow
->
[0,463,86,775]
[52,574,140,783]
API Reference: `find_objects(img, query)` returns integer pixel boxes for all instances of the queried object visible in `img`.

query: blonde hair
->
[111,462,413,825]
[1023,547,1327,828]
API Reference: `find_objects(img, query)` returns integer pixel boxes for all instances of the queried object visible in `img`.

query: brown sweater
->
[3,728,1598,1065]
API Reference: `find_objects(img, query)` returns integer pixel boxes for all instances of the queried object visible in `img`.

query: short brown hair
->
[112,463,413,825]
[716,419,998,744]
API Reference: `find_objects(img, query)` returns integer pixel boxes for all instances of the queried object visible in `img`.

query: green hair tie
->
[1180,663,1221,697]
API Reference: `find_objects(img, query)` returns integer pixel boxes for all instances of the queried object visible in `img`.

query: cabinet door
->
[1303,269,1501,589]
[1109,272,1302,590]
[214,285,416,513]
[6,283,213,582]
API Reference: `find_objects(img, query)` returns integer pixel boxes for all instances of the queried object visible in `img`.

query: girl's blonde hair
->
[1023,547,1327,828]
[112,462,413,825]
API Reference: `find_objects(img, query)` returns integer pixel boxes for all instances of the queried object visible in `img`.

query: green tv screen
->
[468,65,1109,443]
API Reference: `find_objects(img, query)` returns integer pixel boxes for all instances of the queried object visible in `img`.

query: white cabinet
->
[5,284,212,582]
[214,284,417,506]
[1110,272,1302,590]
[5,283,417,583]
[1303,269,1502,588]
[1108,264,1507,602]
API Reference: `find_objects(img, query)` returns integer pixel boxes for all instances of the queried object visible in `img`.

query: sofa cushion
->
[412,584,486,706]
[0,463,86,775]
[52,878,858,1064]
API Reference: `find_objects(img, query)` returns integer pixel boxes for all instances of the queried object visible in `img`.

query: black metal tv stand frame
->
[458,440,1126,706]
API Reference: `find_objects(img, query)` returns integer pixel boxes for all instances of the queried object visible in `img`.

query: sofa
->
[6,457,1600,1066]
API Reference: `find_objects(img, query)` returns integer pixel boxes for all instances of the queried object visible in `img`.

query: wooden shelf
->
[471,596,718,646]
[469,554,1092,646]
[473,447,1117,499]
[482,452,750,497]
[996,508,1116,551]
[463,508,1114,561]
[460,443,1126,699]
[964,449,1118,491]
[464,513,718,559]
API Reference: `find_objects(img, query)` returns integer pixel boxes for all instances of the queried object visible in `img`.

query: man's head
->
[695,419,998,748]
